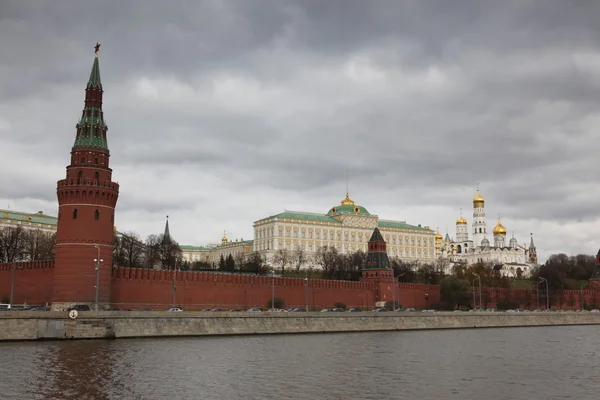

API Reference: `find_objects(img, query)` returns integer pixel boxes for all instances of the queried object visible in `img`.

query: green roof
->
[378,220,432,231]
[179,244,210,251]
[327,204,370,216]
[88,55,102,89]
[255,211,341,224]
[1,209,57,226]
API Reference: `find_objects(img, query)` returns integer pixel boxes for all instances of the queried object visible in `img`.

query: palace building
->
[251,192,437,267]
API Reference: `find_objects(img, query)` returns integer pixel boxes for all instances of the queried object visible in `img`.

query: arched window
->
[479,228,482,233]
[95,172,99,181]
[94,158,98,165]
[73,208,78,219]
[95,209,100,220]
[78,171,82,183]
[81,157,85,164]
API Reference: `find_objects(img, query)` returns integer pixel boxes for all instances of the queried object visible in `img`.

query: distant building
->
[252,192,437,268]
[437,186,538,276]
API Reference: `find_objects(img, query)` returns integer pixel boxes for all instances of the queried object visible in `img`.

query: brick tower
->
[589,249,600,288]
[52,43,119,309]
[360,227,394,306]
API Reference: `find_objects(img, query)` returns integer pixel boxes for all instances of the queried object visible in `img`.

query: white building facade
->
[252,193,437,267]
[437,187,538,275]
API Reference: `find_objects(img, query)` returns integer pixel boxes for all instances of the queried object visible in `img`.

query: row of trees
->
[112,231,183,270]
[0,226,56,263]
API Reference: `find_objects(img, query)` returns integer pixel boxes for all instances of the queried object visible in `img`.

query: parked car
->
[229,309,242,312]
[348,308,361,312]
[373,308,388,312]
[210,308,224,312]
[29,306,50,311]
[137,308,151,311]
[0,304,11,311]
[167,307,183,312]
[67,304,91,312]
[290,308,307,312]
[331,308,345,312]
[247,307,263,312]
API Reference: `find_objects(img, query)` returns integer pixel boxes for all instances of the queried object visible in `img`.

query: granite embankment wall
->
[2,311,600,341]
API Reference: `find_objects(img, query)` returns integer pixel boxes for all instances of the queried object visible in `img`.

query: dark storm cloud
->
[1,0,600,260]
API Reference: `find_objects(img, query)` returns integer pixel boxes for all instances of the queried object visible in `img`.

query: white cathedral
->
[437,187,538,278]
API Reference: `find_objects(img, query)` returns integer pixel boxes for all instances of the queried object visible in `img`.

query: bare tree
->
[158,233,182,270]
[293,246,307,274]
[112,235,126,267]
[144,234,161,269]
[234,252,246,271]
[0,226,28,263]
[313,246,338,277]
[23,230,56,261]
[272,248,290,275]
[120,231,145,268]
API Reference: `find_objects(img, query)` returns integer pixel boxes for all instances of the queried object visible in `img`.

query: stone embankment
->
[1,311,599,341]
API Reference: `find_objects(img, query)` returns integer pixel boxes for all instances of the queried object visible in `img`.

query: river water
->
[1,326,598,400]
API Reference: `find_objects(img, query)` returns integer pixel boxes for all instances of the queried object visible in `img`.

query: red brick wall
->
[109,268,443,310]
[0,261,54,305]
[2,263,599,311]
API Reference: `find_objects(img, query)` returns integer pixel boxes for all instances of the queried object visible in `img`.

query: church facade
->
[436,187,538,277]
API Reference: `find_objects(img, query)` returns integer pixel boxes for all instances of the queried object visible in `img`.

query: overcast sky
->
[1,1,600,262]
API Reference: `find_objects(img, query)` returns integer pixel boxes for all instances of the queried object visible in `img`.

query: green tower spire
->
[72,43,108,151]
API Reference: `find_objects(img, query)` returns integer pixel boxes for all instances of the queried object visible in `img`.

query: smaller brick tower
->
[589,249,600,288]
[528,233,538,263]
[52,43,119,309]
[361,227,394,305]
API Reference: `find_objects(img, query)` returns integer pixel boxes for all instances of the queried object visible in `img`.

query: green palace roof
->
[1,209,57,226]
[378,220,431,231]
[255,211,341,224]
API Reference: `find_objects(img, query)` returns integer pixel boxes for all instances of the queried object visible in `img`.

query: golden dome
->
[473,187,484,207]
[221,230,228,243]
[493,218,507,236]
[456,215,467,225]
[340,192,355,206]
[435,232,443,240]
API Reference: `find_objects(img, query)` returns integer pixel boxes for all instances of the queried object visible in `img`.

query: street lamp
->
[305,269,309,311]
[535,281,542,311]
[271,269,275,310]
[391,267,396,310]
[93,244,103,311]
[581,283,587,311]
[9,262,19,308]
[474,273,482,310]
[540,277,549,310]
[472,279,477,310]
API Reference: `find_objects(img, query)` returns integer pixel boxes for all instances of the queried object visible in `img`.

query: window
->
[95,172,99,181]
[95,210,100,220]
[73,208,78,219]
[78,171,82,183]
[94,158,98,165]
[81,157,85,164]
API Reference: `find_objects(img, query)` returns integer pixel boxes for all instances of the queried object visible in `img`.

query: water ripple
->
[1,326,600,399]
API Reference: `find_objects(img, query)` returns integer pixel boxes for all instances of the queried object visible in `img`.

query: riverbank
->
[1,311,599,341]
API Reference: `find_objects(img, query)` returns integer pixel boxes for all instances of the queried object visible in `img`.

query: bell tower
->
[52,43,119,309]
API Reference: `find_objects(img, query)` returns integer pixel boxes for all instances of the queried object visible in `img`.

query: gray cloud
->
[2,0,600,261]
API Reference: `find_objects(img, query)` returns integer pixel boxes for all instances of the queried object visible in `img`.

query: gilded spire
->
[340,192,355,206]
[456,208,467,224]
[493,216,506,236]
[473,184,484,207]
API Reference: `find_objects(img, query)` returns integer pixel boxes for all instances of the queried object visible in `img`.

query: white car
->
[167,307,183,312]
[0,304,10,311]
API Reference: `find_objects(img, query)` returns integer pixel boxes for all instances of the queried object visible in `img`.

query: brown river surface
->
[1,325,599,399]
